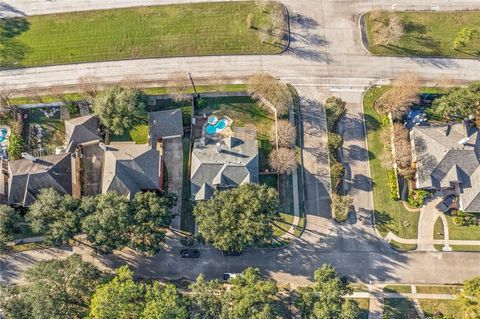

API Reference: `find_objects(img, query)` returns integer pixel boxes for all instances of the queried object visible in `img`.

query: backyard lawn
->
[363,86,419,239]
[24,108,66,153]
[3,2,287,67]
[365,11,480,58]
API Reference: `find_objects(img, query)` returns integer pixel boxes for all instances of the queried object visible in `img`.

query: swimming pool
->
[0,128,8,143]
[205,118,228,135]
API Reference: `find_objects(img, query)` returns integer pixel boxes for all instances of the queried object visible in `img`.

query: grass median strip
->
[365,11,480,58]
[2,2,287,67]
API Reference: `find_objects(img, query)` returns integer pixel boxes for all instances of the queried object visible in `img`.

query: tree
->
[373,12,405,46]
[376,73,420,121]
[248,73,291,117]
[246,13,255,29]
[0,254,102,319]
[143,283,189,319]
[92,85,146,135]
[325,96,346,131]
[0,205,21,250]
[458,276,480,319]
[27,188,83,245]
[296,264,359,319]
[194,184,279,252]
[167,71,191,102]
[392,123,414,178]
[224,267,279,319]
[453,27,478,49]
[332,194,352,223]
[129,191,176,255]
[276,119,296,148]
[430,81,480,121]
[189,274,224,319]
[89,266,145,319]
[328,132,343,154]
[269,147,297,174]
[330,162,345,180]
[7,133,24,160]
[82,191,132,253]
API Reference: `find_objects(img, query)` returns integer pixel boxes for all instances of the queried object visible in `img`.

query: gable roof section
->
[65,115,100,151]
[411,123,480,212]
[8,153,72,206]
[149,109,183,148]
[101,142,159,198]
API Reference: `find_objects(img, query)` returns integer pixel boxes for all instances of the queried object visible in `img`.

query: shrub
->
[332,195,352,223]
[66,101,79,115]
[453,211,475,227]
[325,96,346,131]
[330,162,345,180]
[328,132,343,155]
[387,169,399,200]
[7,134,24,160]
[407,189,429,208]
[246,13,255,28]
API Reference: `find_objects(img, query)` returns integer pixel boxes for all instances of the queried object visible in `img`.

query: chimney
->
[21,152,37,162]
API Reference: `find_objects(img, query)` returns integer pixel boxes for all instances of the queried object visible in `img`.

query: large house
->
[190,129,258,201]
[1,109,184,207]
[410,122,480,212]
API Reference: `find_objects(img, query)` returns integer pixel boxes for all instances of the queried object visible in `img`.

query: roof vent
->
[21,153,37,162]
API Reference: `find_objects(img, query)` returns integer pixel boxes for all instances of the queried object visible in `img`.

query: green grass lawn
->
[272,212,295,237]
[416,285,462,294]
[383,298,418,319]
[363,86,419,239]
[444,215,480,240]
[419,299,464,319]
[365,11,480,58]
[434,216,444,240]
[351,298,369,319]
[3,2,286,67]
[389,240,417,251]
[110,114,149,144]
[384,285,412,294]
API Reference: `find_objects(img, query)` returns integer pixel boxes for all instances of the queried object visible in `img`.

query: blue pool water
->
[207,115,218,125]
[0,128,7,143]
[205,118,228,135]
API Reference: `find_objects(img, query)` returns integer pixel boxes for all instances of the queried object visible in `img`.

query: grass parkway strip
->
[0,1,287,67]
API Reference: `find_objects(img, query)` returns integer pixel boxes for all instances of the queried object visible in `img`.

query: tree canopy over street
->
[193,184,279,252]
[92,85,146,135]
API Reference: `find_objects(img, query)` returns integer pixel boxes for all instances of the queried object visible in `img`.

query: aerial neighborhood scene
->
[1,0,480,318]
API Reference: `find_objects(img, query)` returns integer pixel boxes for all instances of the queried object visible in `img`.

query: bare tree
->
[166,71,191,102]
[275,119,296,148]
[269,147,296,174]
[248,73,291,117]
[376,72,420,121]
[211,73,226,93]
[258,26,271,43]
[120,75,142,89]
[255,0,270,12]
[78,75,100,98]
[392,123,415,178]
[373,12,405,46]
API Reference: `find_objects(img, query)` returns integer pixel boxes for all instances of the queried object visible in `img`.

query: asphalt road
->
[1,0,480,285]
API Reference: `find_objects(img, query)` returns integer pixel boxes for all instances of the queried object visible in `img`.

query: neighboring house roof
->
[411,123,480,212]
[101,142,159,199]
[8,153,72,206]
[191,134,258,201]
[148,109,183,147]
[65,115,100,151]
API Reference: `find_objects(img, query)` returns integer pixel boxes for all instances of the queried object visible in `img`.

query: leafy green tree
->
[92,85,146,135]
[194,184,279,252]
[453,27,478,49]
[0,254,102,319]
[296,264,359,319]
[27,188,83,245]
[82,191,132,253]
[143,283,189,319]
[430,82,480,121]
[129,191,176,255]
[89,266,145,319]
[0,205,21,250]
[325,96,346,131]
[458,276,480,319]
[7,133,24,160]
[189,274,224,319]
[224,267,280,319]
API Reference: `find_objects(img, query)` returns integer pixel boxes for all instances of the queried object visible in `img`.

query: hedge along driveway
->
[5,2,287,67]
[364,11,480,58]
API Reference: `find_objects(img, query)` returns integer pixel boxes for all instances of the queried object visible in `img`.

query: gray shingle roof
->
[65,115,100,151]
[101,142,159,198]
[411,123,480,212]
[190,133,258,201]
[148,109,183,148]
[8,153,72,206]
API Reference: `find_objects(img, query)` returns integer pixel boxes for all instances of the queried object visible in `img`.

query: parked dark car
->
[436,194,457,213]
[222,273,239,281]
[222,250,242,256]
[180,249,200,258]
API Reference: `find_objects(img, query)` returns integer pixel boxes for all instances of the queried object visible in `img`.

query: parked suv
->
[180,249,200,258]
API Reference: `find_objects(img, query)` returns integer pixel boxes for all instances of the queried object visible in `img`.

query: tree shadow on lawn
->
[0,16,30,68]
